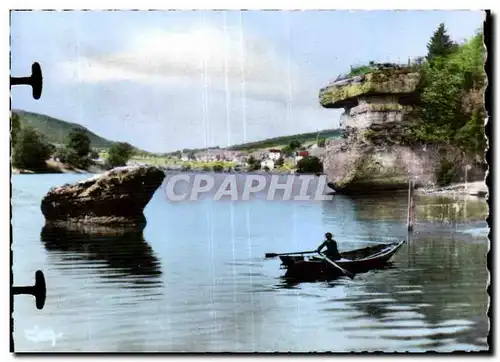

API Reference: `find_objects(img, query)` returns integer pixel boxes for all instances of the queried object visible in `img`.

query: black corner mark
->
[10,62,43,100]
[12,270,46,310]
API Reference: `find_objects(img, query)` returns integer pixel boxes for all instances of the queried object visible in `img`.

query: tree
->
[426,23,457,62]
[296,156,323,174]
[454,108,486,155]
[412,29,486,153]
[317,138,326,148]
[11,113,21,148]
[106,142,134,168]
[419,60,464,135]
[447,30,485,89]
[67,129,91,157]
[212,164,224,173]
[55,146,81,167]
[281,145,294,157]
[247,156,261,171]
[46,143,56,157]
[89,150,100,160]
[12,126,52,170]
[289,139,302,150]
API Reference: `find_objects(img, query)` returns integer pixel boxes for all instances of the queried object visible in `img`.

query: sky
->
[10,10,485,153]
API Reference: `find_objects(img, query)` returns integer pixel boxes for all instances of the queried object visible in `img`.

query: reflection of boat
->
[41,223,162,285]
[279,240,406,280]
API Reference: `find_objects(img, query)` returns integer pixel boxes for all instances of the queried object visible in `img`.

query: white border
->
[2,1,498,361]
[2,1,495,10]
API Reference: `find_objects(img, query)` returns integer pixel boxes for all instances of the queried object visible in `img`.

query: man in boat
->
[316,232,342,260]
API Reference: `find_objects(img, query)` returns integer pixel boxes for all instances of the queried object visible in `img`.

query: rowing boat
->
[279,239,406,280]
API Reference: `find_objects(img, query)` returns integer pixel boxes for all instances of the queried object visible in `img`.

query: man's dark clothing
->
[317,239,341,260]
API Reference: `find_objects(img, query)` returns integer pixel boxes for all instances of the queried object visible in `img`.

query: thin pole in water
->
[407,179,415,234]
[465,164,469,191]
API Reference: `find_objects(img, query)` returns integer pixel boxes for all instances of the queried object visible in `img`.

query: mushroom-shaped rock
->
[319,68,421,109]
[41,166,165,226]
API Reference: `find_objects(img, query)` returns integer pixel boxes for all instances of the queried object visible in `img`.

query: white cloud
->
[49,23,338,152]
[60,26,310,103]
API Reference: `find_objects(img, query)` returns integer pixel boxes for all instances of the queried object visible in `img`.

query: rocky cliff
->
[319,66,483,194]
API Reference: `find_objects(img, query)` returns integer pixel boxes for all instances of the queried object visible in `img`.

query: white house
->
[261,159,275,170]
[268,149,281,161]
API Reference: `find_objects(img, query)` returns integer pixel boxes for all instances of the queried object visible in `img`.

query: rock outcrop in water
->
[319,66,484,194]
[41,165,165,226]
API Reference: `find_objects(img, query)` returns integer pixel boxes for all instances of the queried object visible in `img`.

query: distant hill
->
[12,110,115,149]
[226,128,342,151]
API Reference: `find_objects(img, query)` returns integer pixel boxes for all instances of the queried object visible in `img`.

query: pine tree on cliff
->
[426,23,457,62]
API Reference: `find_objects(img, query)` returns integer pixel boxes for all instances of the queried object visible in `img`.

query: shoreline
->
[11,163,487,199]
[11,160,106,175]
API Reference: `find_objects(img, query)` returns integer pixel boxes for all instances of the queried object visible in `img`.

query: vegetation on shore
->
[296,156,323,174]
[12,122,54,172]
[106,142,135,168]
[11,113,136,173]
[407,25,486,186]
[404,25,486,155]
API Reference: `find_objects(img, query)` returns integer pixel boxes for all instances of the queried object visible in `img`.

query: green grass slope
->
[12,109,115,149]
[227,129,342,151]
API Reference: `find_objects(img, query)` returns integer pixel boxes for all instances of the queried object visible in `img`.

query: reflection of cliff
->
[41,223,162,287]
[415,195,488,223]
[320,195,409,244]
[325,194,488,225]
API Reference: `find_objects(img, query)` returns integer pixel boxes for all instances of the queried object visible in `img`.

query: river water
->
[11,173,489,352]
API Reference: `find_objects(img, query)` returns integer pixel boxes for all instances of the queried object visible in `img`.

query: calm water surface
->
[12,173,489,352]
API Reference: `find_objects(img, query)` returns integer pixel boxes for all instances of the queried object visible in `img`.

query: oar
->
[318,252,355,279]
[265,250,316,258]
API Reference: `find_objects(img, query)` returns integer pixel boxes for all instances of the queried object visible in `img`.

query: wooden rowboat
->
[279,239,406,280]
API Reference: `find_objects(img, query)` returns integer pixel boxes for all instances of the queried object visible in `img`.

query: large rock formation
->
[41,166,165,226]
[319,66,483,194]
[320,67,421,145]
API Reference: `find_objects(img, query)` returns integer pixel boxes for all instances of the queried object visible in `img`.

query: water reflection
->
[41,223,162,289]
[340,194,488,225]
[335,232,488,350]
[415,195,488,224]
[13,172,490,352]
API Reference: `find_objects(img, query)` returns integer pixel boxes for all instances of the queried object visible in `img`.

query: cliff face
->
[319,67,482,194]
